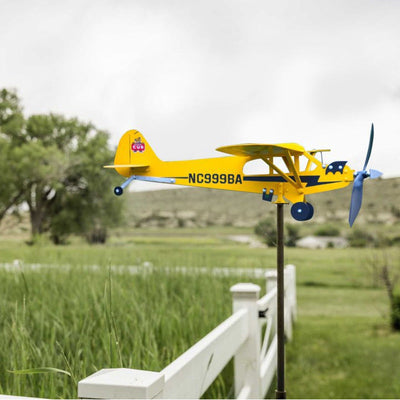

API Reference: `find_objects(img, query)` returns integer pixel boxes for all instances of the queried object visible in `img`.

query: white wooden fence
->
[78,265,297,399]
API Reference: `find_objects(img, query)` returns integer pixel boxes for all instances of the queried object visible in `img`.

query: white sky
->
[1,0,399,189]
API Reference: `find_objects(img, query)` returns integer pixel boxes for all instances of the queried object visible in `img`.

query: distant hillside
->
[125,177,400,228]
[2,177,399,238]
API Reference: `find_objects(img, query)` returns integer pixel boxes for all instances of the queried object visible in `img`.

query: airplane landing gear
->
[290,202,314,221]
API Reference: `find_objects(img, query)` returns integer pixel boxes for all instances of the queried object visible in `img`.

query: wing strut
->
[261,156,303,192]
[282,151,303,187]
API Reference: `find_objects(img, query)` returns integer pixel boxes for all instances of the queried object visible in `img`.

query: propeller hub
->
[354,170,369,178]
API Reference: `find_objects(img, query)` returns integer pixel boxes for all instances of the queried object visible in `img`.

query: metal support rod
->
[121,175,137,189]
[276,203,286,399]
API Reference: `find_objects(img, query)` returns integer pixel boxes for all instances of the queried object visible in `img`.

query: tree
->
[0,89,26,220]
[0,88,122,243]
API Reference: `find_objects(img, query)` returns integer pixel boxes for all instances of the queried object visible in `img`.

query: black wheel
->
[291,202,313,221]
[306,202,314,220]
[114,186,123,196]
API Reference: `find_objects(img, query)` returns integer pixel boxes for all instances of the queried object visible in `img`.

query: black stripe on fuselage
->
[243,175,339,187]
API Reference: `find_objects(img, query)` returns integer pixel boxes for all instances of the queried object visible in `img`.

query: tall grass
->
[0,263,259,398]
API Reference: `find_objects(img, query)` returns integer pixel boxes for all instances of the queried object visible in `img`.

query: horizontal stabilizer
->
[104,164,149,169]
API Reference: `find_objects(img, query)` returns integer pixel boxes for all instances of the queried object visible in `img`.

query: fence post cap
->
[265,269,277,279]
[230,283,260,298]
[78,368,165,399]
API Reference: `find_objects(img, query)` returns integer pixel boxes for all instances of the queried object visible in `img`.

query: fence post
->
[266,269,277,294]
[78,368,164,399]
[230,283,261,399]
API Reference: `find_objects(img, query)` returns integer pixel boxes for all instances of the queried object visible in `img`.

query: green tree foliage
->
[0,89,27,220]
[0,88,122,243]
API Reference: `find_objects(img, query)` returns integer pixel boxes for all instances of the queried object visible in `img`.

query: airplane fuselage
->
[115,153,354,204]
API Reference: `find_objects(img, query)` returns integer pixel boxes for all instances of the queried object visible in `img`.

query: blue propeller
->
[349,123,383,227]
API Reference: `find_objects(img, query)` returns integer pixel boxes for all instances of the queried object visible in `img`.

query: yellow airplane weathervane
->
[105,124,382,226]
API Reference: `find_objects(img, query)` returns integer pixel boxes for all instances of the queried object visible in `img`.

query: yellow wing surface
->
[216,143,305,157]
[217,143,308,191]
[104,164,149,169]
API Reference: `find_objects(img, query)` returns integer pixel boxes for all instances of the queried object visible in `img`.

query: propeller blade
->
[363,123,374,171]
[369,169,383,179]
[349,173,365,227]
[349,124,382,226]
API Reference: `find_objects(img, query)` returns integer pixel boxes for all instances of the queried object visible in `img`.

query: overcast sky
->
[1,0,399,188]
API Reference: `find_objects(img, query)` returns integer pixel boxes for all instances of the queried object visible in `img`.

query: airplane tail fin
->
[111,130,161,176]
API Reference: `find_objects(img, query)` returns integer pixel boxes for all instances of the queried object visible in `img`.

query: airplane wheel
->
[291,202,314,221]
[114,186,123,196]
[306,203,314,220]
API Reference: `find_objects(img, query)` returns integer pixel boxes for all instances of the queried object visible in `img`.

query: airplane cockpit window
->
[242,159,267,176]
[243,158,291,176]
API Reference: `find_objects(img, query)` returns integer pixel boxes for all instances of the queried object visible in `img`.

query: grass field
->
[1,229,400,398]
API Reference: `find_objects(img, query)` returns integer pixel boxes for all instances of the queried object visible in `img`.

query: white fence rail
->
[78,265,297,399]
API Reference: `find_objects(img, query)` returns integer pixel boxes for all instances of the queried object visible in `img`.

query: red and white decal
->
[132,138,145,153]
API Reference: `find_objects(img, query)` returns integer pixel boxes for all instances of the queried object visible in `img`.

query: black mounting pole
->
[276,203,286,399]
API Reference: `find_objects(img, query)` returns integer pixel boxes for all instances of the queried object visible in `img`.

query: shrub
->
[371,253,400,331]
[391,236,400,247]
[286,224,300,247]
[254,218,276,247]
[85,226,107,244]
[254,219,301,247]
[391,205,400,219]
[314,224,340,237]
[347,229,375,247]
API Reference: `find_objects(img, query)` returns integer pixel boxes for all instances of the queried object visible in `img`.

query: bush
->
[314,224,340,237]
[85,226,107,244]
[391,236,400,247]
[347,229,375,247]
[286,224,300,247]
[391,205,400,219]
[254,219,301,247]
[254,218,276,247]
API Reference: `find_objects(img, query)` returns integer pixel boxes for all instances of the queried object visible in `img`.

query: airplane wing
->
[216,143,305,157]
[104,164,149,169]
[308,148,330,156]
[217,143,307,190]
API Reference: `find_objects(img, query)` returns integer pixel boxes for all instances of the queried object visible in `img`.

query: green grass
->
[287,285,400,398]
[0,232,400,398]
[0,264,255,398]
[287,317,400,398]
